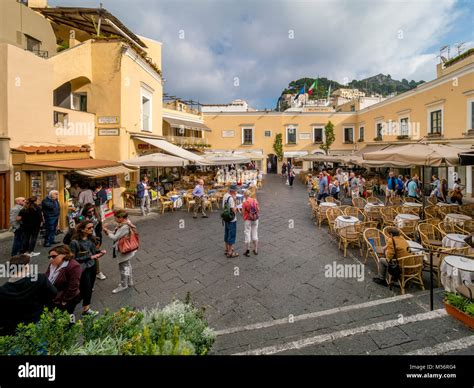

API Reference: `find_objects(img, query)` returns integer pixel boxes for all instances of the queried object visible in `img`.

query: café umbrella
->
[121,153,189,167]
[362,143,471,167]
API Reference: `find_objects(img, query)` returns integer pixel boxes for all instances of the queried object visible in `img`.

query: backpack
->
[118,224,140,254]
[247,200,259,221]
[221,196,235,223]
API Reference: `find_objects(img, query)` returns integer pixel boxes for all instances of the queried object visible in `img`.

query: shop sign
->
[222,130,235,138]
[299,133,311,140]
[98,128,120,136]
[98,116,120,125]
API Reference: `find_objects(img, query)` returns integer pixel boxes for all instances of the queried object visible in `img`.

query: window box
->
[427,132,443,138]
[344,141,354,144]
[373,136,383,141]
[464,129,474,137]
[396,135,409,140]
[313,140,323,144]
[357,138,364,143]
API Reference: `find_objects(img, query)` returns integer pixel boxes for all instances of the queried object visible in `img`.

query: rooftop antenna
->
[455,42,465,56]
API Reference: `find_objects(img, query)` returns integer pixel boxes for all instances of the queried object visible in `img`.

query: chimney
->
[27,0,48,8]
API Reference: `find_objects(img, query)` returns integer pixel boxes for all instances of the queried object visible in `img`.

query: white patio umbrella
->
[121,153,189,167]
[203,154,251,165]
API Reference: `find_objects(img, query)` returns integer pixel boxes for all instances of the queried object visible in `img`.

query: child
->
[103,209,137,294]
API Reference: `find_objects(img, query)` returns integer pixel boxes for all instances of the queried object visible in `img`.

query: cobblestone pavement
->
[1,174,473,355]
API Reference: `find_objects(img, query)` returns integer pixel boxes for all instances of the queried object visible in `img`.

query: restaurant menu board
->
[100,188,114,220]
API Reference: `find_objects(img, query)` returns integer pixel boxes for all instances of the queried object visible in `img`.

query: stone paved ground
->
[1,174,473,355]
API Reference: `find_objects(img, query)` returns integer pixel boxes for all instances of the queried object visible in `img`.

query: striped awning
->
[76,165,136,178]
[163,117,211,132]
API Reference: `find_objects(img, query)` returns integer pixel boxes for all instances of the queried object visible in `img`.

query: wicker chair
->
[459,204,474,217]
[159,195,174,214]
[397,219,418,239]
[325,196,342,206]
[365,206,382,225]
[437,221,458,236]
[327,208,344,235]
[388,254,425,294]
[456,219,473,234]
[424,206,438,220]
[438,205,459,218]
[344,206,366,221]
[389,196,403,206]
[417,223,443,251]
[363,228,385,270]
[366,196,383,205]
[352,197,367,209]
[380,207,397,228]
[337,223,363,257]
[427,196,438,206]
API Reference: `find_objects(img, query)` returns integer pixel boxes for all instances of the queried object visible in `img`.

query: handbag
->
[117,224,140,254]
[387,237,401,281]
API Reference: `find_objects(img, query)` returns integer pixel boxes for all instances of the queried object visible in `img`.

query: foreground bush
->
[0,299,215,355]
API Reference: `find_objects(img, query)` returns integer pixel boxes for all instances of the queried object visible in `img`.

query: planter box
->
[444,302,474,329]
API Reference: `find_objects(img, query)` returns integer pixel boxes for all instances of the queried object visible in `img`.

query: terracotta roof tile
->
[12,146,90,154]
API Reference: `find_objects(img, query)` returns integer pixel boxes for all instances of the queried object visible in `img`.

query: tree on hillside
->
[320,121,335,155]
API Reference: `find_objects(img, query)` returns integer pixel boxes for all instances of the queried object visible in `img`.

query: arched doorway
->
[266,154,278,173]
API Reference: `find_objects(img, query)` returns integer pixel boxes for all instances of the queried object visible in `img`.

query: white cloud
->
[49,0,467,108]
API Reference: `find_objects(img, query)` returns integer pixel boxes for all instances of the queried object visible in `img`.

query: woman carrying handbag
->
[103,209,138,294]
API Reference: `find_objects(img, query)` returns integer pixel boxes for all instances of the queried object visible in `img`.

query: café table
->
[442,233,469,249]
[440,255,474,292]
[364,203,384,212]
[395,213,420,228]
[444,213,471,227]
[335,215,360,230]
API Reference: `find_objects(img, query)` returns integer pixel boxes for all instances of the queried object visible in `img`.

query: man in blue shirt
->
[192,179,208,218]
[385,171,397,204]
[136,176,151,216]
[317,172,328,204]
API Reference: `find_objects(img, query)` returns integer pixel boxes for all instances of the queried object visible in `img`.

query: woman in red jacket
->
[45,245,82,315]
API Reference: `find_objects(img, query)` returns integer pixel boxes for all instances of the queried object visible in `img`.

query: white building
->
[201,99,256,113]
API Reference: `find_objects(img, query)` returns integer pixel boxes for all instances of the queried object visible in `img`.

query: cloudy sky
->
[49,0,474,109]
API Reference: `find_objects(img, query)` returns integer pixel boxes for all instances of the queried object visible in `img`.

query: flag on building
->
[294,85,305,101]
[308,79,318,95]
[326,84,332,106]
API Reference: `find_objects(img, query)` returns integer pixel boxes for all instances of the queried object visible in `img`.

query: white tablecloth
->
[320,202,337,207]
[395,214,420,228]
[364,203,384,212]
[403,202,423,208]
[407,240,428,262]
[440,255,474,292]
[444,213,471,226]
[442,233,469,249]
[335,216,360,229]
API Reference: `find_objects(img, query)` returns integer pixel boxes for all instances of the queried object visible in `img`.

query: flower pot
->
[444,302,474,329]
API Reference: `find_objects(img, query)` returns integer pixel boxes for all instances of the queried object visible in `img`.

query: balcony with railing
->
[26,48,48,58]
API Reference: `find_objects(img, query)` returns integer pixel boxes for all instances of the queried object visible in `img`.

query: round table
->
[444,213,471,226]
[440,255,474,292]
[407,240,425,253]
[320,202,337,208]
[335,215,360,229]
[364,203,384,212]
[403,202,423,208]
[395,213,420,227]
[442,233,469,249]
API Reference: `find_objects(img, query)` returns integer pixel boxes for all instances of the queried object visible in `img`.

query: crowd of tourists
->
[1,204,139,336]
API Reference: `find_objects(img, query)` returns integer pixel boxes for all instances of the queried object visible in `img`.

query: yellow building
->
[204,50,474,197]
[0,1,166,227]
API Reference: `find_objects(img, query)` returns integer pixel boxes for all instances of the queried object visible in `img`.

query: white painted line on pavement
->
[233,309,447,355]
[215,293,415,336]
[405,335,474,355]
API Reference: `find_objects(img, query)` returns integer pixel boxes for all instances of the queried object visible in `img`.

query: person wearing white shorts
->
[242,190,260,257]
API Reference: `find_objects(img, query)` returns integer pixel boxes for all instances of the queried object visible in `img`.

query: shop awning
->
[134,137,211,164]
[121,153,189,167]
[298,154,347,163]
[353,144,391,156]
[203,155,251,165]
[363,143,471,167]
[76,165,135,178]
[284,151,308,158]
[163,117,211,132]
[21,159,136,177]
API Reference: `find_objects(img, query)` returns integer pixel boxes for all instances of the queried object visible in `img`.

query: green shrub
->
[465,303,474,317]
[0,300,214,356]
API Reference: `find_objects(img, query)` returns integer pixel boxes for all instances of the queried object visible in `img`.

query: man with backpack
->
[221,185,239,258]
[242,190,260,257]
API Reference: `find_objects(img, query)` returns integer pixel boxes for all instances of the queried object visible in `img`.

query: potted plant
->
[444,292,474,329]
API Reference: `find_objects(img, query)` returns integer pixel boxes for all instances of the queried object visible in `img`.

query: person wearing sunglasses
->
[70,221,106,316]
[45,245,82,314]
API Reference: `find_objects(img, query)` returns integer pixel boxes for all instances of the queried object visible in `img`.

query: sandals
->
[227,251,239,258]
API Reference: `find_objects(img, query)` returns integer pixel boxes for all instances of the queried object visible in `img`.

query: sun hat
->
[229,184,238,192]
